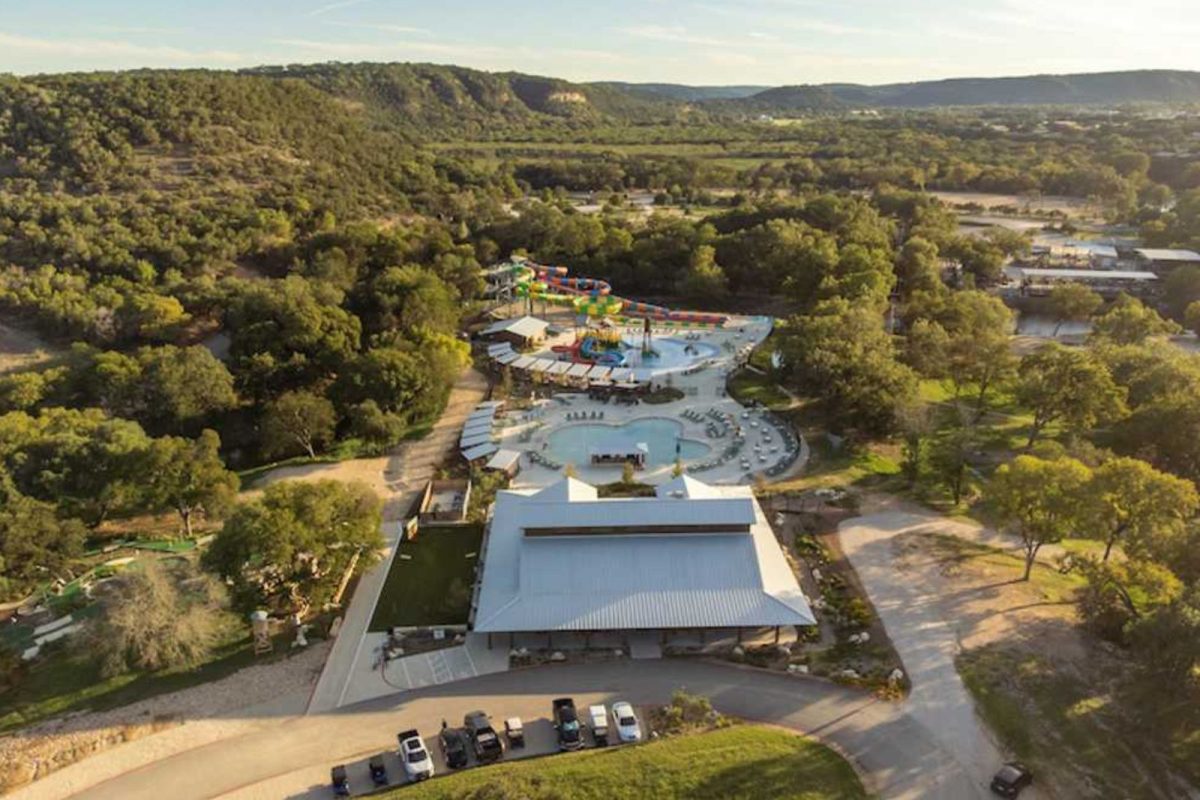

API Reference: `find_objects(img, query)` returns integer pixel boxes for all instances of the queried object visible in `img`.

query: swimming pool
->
[546,418,710,467]
[620,337,721,371]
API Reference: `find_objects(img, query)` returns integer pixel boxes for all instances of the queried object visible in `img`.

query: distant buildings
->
[480,315,550,349]
[1131,248,1200,274]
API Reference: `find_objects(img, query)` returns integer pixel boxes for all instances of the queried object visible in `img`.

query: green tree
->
[780,298,917,436]
[88,560,230,677]
[1185,301,1200,337]
[896,399,935,487]
[0,475,86,601]
[1015,343,1126,446]
[989,455,1092,580]
[1074,556,1181,643]
[261,391,337,459]
[146,430,239,537]
[906,290,1015,415]
[1163,266,1200,320]
[928,420,979,505]
[1082,457,1198,561]
[205,480,383,615]
[680,244,729,305]
[1045,282,1102,336]
[895,236,943,296]
[1091,294,1180,345]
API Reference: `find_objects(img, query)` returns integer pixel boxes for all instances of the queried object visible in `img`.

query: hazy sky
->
[1,0,1197,85]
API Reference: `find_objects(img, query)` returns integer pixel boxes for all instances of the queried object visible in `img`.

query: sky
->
[0,0,1197,86]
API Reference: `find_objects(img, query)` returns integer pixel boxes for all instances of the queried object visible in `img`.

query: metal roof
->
[1135,248,1200,262]
[460,433,496,448]
[485,449,522,472]
[495,351,521,365]
[462,443,499,461]
[473,479,814,633]
[467,408,497,423]
[482,316,550,339]
[487,343,514,357]
[547,361,573,375]
[587,439,649,458]
[511,356,537,370]
[566,363,592,378]
[528,358,556,373]
[586,366,613,380]
[462,419,495,435]
[1017,268,1157,281]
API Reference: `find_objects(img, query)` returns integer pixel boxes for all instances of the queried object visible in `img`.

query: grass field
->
[368,524,483,631]
[728,369,793,410]
[381,725,868,800]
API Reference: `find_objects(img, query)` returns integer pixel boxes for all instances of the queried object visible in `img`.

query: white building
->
[472,476,815,647]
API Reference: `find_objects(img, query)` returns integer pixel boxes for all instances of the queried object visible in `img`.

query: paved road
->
[839,512,1022,800]
[64,660,979,800]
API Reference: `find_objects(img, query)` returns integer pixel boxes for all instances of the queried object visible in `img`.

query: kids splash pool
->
[622,337,720,371]
[547,418,710,467]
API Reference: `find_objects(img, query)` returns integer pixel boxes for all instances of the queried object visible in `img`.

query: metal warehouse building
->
[471,476,815,650]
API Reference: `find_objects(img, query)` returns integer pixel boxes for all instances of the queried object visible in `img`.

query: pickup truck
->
[397,729,434,782]
[463,710,504,763]
[438,721,469,770]
[552,697,585,751]
[588,704,609,746]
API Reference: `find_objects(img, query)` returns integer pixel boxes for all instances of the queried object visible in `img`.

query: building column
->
[487,632,493,650]
[773,625,780,644]
[699,628,706,645]
[736,627,743,644]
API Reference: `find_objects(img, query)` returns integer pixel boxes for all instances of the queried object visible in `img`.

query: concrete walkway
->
[838,512,1025,800]
[56,660,977,800]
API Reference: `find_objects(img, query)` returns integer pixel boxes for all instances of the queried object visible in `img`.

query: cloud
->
[0,31,249,65]
[307,0,373,18]
[325,22,434,37]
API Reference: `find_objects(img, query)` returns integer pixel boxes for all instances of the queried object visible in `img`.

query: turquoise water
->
[547,418,710,467]
[620,337,721,370]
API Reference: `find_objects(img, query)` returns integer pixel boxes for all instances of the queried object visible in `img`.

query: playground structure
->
[552,327,628,366]
[502,256,728,327]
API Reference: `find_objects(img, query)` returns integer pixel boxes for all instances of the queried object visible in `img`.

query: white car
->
[397,729,434,782]
[610,701,641,743]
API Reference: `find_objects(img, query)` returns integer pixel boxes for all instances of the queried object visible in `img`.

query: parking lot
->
[310,702,645,798]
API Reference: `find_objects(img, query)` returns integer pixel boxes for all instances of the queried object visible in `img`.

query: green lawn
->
[381,725,868,800]
[728,370,792,410]
[918,532,1085,603]
[368,524,483,631]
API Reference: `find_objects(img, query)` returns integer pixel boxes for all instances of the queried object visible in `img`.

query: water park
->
[477,257,807,486]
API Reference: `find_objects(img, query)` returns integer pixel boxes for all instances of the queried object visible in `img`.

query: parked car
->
[552,698,585,751]
[397,729,434,782]
[588,704,609,746]
[368,754,389,787]
[438,720,470,769]
[464,710,504,763]
[610,701,642,743]
[990,762,1033,797]
[504,716,525,748]
[330,765,350,797]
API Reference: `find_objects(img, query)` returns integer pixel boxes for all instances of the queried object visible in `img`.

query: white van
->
[588,704,610,746]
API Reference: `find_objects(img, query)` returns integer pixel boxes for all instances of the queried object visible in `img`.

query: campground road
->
[64,659,982,800]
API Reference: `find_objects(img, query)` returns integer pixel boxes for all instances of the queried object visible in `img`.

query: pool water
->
[547,418,710,467]
[620,337,721,371]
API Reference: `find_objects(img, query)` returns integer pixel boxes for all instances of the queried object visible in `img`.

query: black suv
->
[990,762,1033,797]
[552,698,584,751]
[463,710,504,763]
[438,720,470,769]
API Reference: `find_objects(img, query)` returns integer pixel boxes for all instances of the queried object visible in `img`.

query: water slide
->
[508,257,727,326]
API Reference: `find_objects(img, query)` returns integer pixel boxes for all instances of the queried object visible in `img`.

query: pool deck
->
[496,315,807,488]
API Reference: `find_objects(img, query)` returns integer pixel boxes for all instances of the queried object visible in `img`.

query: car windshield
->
[478,731,497,742]
[563,720,580,732]
[619,715,636,726]
[406,748,427,763]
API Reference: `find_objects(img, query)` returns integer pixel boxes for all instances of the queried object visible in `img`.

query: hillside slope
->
[727,69,1200,111]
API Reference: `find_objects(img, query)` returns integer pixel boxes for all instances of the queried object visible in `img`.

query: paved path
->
[307,368,490,713]
[839,512,1026,800]
[57,660,978,800]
